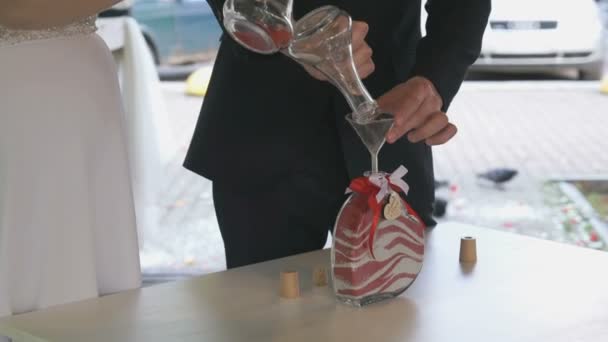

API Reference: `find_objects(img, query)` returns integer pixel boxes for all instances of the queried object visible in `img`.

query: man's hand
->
[379,77,457,146]
[303,21,375,81]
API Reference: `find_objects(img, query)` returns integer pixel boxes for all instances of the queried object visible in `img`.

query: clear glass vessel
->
[331,181,426,307]
[223,0,295,54]
[286,5,393,173]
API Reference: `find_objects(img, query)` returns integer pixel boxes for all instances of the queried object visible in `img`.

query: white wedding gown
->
[0,16,141,334]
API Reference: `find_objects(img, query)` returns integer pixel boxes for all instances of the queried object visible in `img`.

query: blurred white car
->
[471,0,603,79]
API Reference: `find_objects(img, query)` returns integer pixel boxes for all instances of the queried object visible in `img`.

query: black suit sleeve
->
[411,0,491,110]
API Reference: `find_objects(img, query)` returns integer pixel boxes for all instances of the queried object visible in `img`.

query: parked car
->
[471,0,603,79]
[101,0,223,65]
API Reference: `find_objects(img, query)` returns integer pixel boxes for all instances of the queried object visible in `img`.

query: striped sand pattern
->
[332,194,425,299]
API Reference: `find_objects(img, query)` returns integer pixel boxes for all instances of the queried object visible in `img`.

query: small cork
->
[312,267,328,287]
[280,271,300,299]
[459,236,477,263]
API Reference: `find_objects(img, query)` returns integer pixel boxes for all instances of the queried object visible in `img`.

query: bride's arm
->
[0,0,121,29]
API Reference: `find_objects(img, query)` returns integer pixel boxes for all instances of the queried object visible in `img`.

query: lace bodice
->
[0,16,97,47]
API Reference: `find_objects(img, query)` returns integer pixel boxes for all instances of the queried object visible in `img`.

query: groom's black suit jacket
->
[184,0,490,225]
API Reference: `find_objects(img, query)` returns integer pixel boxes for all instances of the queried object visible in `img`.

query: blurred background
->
[99,0,608,285]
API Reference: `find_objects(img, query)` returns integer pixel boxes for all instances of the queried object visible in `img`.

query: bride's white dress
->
[0,16,141,325]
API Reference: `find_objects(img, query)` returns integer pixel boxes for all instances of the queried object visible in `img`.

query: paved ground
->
[139,81,225,279]
[432,81,608,243]
[140,77,608,281]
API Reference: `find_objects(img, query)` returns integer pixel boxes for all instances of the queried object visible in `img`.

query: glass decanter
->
[332,168,426,306]
[286,6,393,173]
[223,0,295,54]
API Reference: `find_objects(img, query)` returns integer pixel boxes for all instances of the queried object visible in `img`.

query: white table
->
[2,222,608,342]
